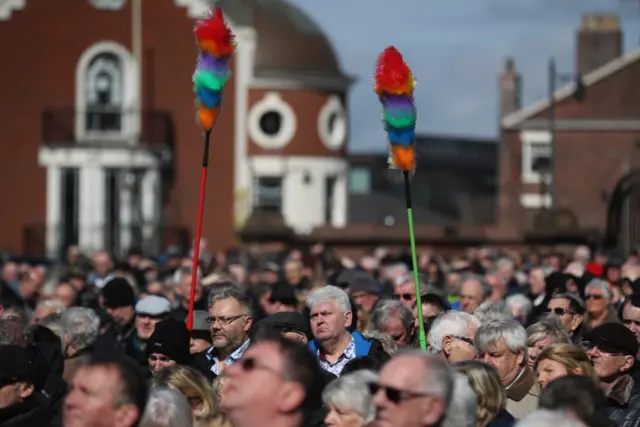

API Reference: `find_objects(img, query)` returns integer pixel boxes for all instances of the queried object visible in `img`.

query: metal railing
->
[41,107,175,148]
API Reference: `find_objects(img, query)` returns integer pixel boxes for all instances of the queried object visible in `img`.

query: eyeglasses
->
[395,293,414,302]
[623,318,640,327]
[206,314,248,326]
[368,382,428,404]
[238,357,282,376]
[548,307,574,316]
[148,354,171,363]
[451,335,474,346]
[585,294,603,300]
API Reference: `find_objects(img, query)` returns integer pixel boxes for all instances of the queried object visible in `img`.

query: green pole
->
[403,171,427,350]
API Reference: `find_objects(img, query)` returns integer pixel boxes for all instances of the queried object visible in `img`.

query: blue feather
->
[388,128,414,146]
[197,89,222,108]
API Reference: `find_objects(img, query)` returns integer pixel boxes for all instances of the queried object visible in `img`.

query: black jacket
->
[0,397,52,427]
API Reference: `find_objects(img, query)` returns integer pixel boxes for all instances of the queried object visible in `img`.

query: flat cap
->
[135,295,171,316]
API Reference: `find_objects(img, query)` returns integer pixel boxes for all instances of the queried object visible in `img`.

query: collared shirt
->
[317,336,356,377]
[205,339,250,375]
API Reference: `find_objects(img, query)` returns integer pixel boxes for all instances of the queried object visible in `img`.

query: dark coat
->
[605,374,640,427]
[487,410,516,427]
[0,397,52,427]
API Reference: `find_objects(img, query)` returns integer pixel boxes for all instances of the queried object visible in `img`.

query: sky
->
[288,0,640,152]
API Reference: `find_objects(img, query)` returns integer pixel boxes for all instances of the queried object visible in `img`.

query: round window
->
[259,111,282,136]
[318,96,347,150]
[247,92,297,150]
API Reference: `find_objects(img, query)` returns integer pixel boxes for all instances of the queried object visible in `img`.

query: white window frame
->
[520,130,552,184]
[75,41,140,143]
[520,193,552,209]
[317,95,347,151]
[247,92,297,150]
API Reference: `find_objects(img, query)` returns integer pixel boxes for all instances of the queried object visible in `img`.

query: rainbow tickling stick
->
[187,8,236,331]
[375,47,425,350]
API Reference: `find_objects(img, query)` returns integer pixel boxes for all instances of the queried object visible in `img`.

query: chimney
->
[499,57,521,119]
[577,14,622,76]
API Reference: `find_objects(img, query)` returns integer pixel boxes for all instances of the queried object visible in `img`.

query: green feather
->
[383,111,416,129]
[193,70,229,92]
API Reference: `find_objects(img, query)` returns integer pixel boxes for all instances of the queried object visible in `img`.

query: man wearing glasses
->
[201,285,253,376]
[221,333,325,427]
[585,323,640,426]
[546,293,586,345]
[371,350,454,427]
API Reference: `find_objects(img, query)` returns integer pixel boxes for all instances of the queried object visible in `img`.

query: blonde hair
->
[455,360,506,427]
[534,343,598,384]
[152,365,217,422]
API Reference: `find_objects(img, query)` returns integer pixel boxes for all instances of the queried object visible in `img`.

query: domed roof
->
[218,0,349,83]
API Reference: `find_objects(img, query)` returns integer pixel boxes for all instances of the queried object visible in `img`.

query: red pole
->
[186,130,211,331]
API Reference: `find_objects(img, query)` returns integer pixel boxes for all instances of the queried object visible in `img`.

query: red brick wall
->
[0,0,236,253]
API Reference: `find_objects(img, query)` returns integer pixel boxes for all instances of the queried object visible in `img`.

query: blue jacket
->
[308,330,373,357]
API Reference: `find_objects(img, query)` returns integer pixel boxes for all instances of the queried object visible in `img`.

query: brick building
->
[499,14,640,252]
[0,0,352,258]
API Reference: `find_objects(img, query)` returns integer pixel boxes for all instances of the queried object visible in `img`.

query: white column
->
[119,171,133,254]
[332,172,348,228]
[45,166,61,259]
[141,168,160,246]
[78,166,105,252]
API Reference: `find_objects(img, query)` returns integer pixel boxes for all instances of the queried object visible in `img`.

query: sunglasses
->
[585,294,603,300]
[395,293,414,302]
[368,382,428,404]
[548,307,573,316]
[239,357,281,376]
[148,355,171,363]
[451,335,474,346]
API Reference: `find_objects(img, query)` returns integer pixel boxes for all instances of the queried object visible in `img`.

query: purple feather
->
[197,53,229,73]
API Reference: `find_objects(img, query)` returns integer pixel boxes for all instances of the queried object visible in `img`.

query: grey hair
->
[35,299,67,315]
[362,330,399,356]
[306,286,351,314]
[62,307,100,352]
[496,257,515,273]
[442,373,477,427]
[400,349,455,406]
[322,370,378,424]
[208,283,253,316]
[140,388,193,427]
[39,312,64,344]
[516,409,586,427]
[396,272,429,294]
[473,300,513,324]
[585,279,613,300]
[505,294,533,318]
[428,311,481,354]
[459,274,492,299]
[525,316,571,347]
[371,299,415,335]
[475,320,528,363]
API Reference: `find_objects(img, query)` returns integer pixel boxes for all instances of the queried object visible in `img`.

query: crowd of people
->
[1,241,640,427]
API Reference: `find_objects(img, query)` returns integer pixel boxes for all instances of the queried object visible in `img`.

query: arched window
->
[85,53,123,132]
[75,41,138,140]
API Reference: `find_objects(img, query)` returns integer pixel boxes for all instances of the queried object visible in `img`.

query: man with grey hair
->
[307,285,388,376]
[394,273,428,308]
[474,300,514,324]
[475,319,539,420]
[372,349,454,427]
[371,299,415,347]
[32,299,66,325]
[61,307,101,382]
[323,370,378,425]
[139,388,193,427]
[442,373,477,427]
[428,311,480,364]
[583,278,620,329]
[459,274,491,314]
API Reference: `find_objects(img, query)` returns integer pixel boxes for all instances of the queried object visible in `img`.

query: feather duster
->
[192,7,236,131]
[374,46,416,172]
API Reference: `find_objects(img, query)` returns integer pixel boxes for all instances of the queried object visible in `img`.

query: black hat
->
[420,286,451,311]
[146,318,191,364]
[347,274,380,295]
[269,282,298,307]
[189,311,213,342]
[0,345,36,385]
[255,312,310,337]
[101,278,136,309]
[585,323,639,357]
